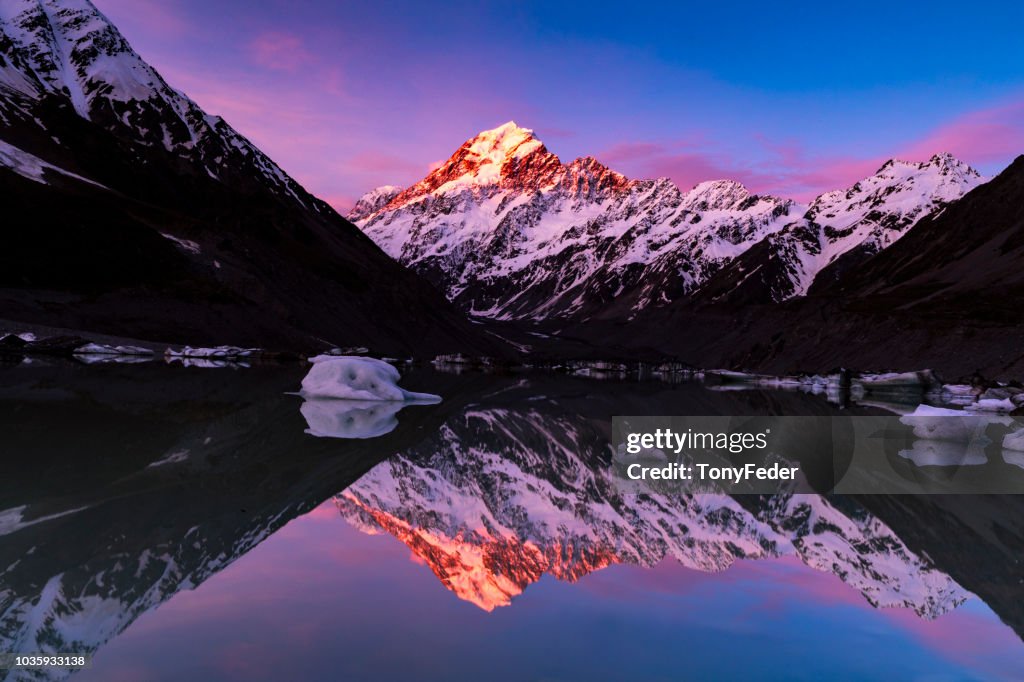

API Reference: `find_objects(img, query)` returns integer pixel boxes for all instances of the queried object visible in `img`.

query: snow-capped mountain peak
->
[561,155,631,196]
[804,153,983,233]
[0,0,315,206]
[464,120,542,164]
[682,179,755,211]
[348,184,402,222]
[699,152,986,303]
[380,121,564,210]
[0,0,161,115]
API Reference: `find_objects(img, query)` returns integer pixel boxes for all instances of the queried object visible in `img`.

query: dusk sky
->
[94,0,1024,212]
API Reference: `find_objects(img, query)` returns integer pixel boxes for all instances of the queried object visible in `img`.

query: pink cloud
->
[599,139,802,197]
[347,150,426,177]
[323,194,358,214]
[248,31,317,71]
[763,150,885,202]
[601,141,740,187]
[900,98,1024,163]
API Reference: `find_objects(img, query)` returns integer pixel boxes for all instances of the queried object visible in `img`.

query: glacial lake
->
[2,360,1023,681]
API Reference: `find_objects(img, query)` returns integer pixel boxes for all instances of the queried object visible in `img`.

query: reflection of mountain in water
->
[0,362,452,681]
[336,407,966,615]
[3,364,1024,680]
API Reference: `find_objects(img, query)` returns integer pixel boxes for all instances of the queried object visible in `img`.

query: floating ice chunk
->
[175,358,249,369]
[706,369,756,382]
[1004,428,1024,453]
[941,384,977,396]
[1004,450,1024,470]
[166,346,259,359]
[432,353,477,366]
[74,354,153,365]
[898,440,987,467]
[859,370,938,390]
[904,405,963,417]
[302,356,441,402]
[300,399,405,439]
[900,404,1011,442]
[969,398,1016,412]
[74,343,154,356]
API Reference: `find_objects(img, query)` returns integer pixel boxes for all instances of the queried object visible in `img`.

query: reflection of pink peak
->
[334,409,968,616]
[336,491,617,611]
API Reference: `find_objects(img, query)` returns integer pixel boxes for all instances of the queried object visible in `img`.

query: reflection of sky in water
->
[79,501,1024,682]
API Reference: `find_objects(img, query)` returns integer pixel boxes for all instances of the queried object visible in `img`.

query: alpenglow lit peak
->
[423,120,553,193]
[465,121,544,167]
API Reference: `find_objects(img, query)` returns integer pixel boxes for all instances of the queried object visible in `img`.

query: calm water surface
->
[2,361,1023,681]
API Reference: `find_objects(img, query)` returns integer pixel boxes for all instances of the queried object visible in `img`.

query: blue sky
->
[95,0,1024,209]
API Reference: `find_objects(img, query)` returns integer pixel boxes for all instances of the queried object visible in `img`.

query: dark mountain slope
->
[826,154,1024,320]
[0,0,492,356]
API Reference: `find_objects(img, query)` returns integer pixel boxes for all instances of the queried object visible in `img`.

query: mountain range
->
[0,0,489,356]
[352,122,984,320]
[354,123,1024,377]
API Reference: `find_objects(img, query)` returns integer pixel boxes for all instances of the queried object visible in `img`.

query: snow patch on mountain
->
[0,137,103,185]
[348,184,402,222]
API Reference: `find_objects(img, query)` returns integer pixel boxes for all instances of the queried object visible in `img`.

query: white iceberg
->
[1004,428,1024,453]
[165,346,259,359]
[301,356,441,403]
[898,440,988,467]
[74,354,153,365]
[858,370,939,390]
[941,384,977,397]
[300,399,405,439]
[969,397,1016,412]
[900,404,1011,442]
[1003,450,1024,470]
[73,343,154,356]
